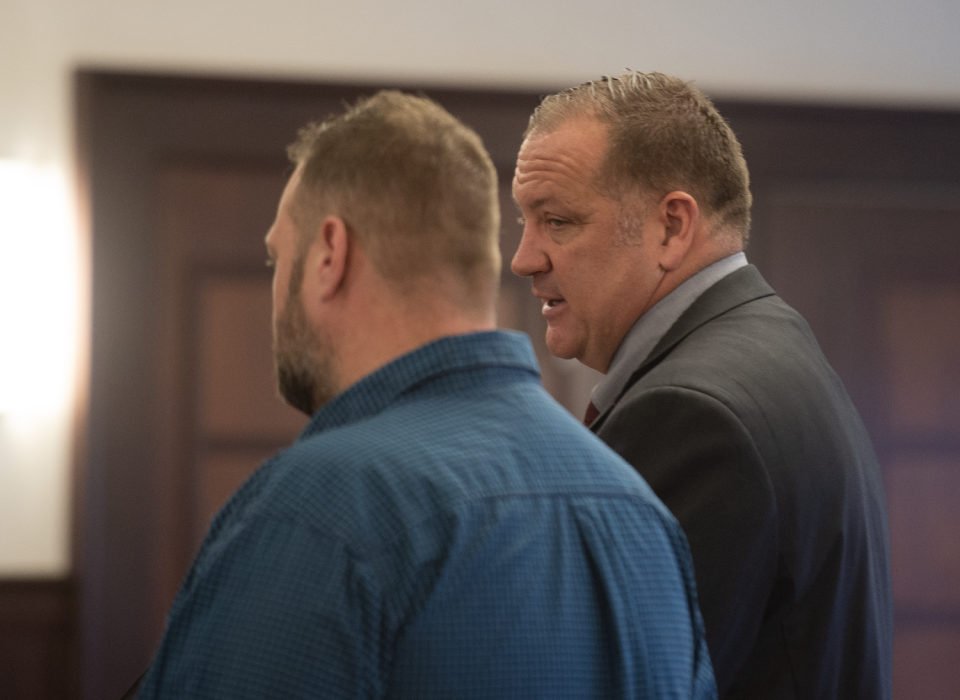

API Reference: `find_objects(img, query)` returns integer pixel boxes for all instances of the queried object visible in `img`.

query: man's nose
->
[510,227,549,278]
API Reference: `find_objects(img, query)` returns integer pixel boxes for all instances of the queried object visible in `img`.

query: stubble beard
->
[273,277,339,417]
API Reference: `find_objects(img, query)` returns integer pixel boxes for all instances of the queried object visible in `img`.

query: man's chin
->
[544,328,581,362]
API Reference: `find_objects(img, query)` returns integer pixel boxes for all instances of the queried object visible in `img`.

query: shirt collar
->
[298,330,540,440]
[590,252,748,413]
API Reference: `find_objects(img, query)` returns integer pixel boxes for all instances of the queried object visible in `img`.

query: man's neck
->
[332,292,496,394]
[590,252,748,413]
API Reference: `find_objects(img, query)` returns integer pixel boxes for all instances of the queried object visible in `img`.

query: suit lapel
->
[590,264,776,432]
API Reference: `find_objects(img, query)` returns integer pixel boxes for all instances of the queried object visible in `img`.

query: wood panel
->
[893,628,960,700]
[149,165,294,649]
[198,277,305,441]
[887,457,960,610]
[883,287,960,437]
[194,274,307,544]
[0,579,76,700]
[753,192,960,699]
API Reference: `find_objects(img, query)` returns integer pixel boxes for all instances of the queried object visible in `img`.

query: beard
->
[273,279,339,417]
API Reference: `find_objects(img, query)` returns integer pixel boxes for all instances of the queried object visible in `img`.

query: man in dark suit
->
[511,71,894,699]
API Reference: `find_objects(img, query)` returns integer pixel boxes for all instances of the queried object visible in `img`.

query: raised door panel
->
[152,164,303,641]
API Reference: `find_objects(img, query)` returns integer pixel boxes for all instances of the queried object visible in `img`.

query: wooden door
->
[151,164,307,630]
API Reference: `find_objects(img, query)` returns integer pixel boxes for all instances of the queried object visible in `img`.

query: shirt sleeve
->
[138,513,383,700]
[597,385,778,696]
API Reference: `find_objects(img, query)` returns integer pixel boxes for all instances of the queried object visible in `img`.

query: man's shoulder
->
[602,286,847,450]
[235,378,657,547]
[602,277,877,497]
[637,286,826,392]
[616,266,816,396]
[673,292,815,363]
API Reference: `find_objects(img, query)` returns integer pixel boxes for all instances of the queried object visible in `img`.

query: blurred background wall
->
[4,0,960,582]
[1,0,959,698]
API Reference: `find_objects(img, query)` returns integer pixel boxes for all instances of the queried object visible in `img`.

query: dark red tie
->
[583,401,600,427]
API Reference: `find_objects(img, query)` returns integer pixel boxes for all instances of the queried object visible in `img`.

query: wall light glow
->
[0,160,79,418]
[0,159,79,575]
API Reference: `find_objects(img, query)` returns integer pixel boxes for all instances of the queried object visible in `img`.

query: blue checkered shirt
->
[139,331,716,699]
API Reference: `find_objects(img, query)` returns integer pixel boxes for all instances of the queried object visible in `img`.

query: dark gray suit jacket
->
[591,265,893,699]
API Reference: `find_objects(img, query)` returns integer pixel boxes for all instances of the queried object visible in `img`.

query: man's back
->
[139,332,716,699]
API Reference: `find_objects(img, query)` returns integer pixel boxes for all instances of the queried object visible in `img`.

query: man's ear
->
[310,215,351,300]
[657,191,698,271]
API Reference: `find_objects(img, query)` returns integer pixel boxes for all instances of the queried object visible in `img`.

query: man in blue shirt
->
[137,90,716,700]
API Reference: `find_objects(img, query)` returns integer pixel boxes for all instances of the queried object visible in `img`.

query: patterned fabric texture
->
[139,330,716,700]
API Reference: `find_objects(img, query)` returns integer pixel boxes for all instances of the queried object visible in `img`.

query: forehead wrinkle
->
[514,157,606,213]
[514,160,592,204]
[517,149,604,199]
[518,146,589,173]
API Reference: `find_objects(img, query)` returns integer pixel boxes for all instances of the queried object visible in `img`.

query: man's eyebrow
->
[513,195,550,210]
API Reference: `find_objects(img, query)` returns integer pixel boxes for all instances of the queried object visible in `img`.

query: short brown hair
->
[528,71,752,243]
[288,91,501,303]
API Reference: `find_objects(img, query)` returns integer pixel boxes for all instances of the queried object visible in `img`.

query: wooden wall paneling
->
[78,71,960,699]
[893,627,960,700]
[879,271,960,700]
[0,580,76,700]
[153,165,299,643]
[750,188,960,699]
[882,285,960,437]
[78,73,168,700]
[197,276,306,442]
[194,273,308,544]
[720,100,960,700]
[886,456,960,611]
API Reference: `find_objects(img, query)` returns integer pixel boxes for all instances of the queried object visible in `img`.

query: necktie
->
[583,401,600,427]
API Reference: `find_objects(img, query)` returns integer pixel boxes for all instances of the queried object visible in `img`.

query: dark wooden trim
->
[895,609,960,629]
[0,579,78,700]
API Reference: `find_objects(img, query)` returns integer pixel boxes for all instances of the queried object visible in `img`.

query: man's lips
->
[535,293,567,315]
[532,279,565,315]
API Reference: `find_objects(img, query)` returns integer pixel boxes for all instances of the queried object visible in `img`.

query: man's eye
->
[546,218,566,228]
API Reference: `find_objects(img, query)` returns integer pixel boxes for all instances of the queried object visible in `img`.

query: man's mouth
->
[540,296,566,314]
[532,283,565,314]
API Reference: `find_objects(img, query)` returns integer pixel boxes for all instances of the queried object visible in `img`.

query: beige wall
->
[1,0,958,576]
